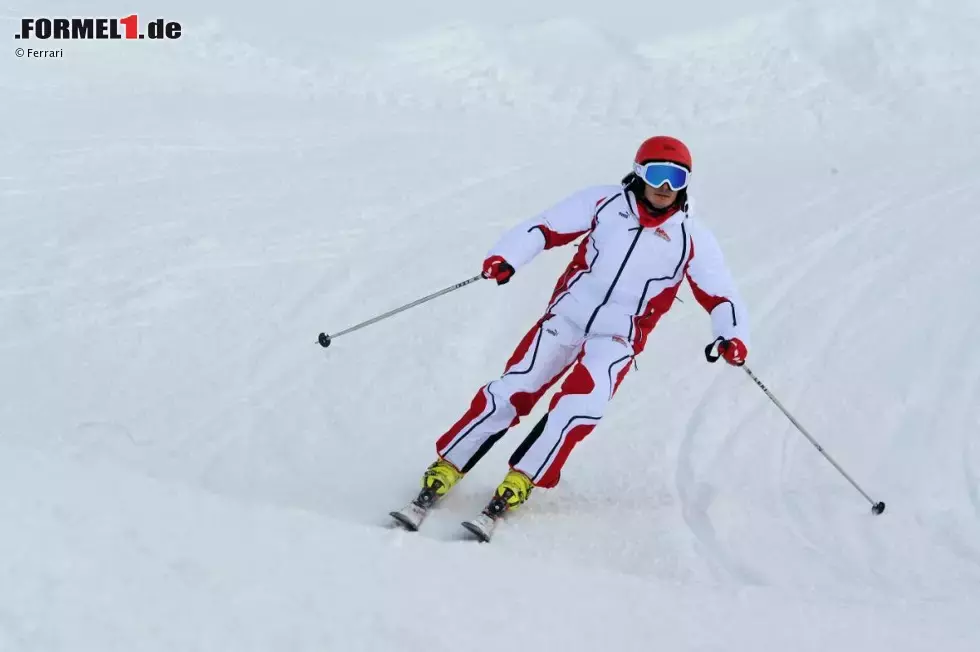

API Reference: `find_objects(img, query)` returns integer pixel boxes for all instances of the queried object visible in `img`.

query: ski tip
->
[390,511,419,532]
[460,520,491,543]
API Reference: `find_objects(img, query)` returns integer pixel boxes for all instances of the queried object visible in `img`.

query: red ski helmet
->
[634,135,692,171]
[623,135,692,226]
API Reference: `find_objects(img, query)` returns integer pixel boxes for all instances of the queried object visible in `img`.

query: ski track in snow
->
[672,162,980,596]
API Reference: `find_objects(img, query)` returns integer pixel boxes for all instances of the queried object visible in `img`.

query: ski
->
[460,512,498,542]
[391,479,515,541]
[460,494,511,542]
[389,485,441,531]
[389,501,429,531]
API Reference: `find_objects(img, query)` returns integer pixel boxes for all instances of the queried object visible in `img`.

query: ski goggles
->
[633,161,690,191]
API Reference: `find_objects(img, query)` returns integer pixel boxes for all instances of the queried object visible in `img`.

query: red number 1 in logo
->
[120,14,138,39]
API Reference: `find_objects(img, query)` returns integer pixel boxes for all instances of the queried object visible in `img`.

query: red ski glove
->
[482,255,515,285]
[718,338,747,366]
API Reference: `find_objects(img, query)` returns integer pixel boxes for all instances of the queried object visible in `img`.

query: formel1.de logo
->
[15,16,182,40]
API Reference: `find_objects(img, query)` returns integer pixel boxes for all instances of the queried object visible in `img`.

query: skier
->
[392,136,751,540]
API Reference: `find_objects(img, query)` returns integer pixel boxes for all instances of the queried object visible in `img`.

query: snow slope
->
[2,0,979,649]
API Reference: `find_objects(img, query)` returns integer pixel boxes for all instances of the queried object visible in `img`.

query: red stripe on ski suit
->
[435,385,490,454]
[535,353,596,487]
[506,317,577,426]
[685,239,730,314]
[436,315,572,456]
[535,224,589,250]
[546,215,598,307]
[631,283,683,356]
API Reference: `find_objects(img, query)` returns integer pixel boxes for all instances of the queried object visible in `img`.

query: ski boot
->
[461,469,534,542]
[390,458,463,531]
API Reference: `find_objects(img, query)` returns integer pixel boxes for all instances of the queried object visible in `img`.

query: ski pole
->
[705,339,886,515]
[317,274,484,348]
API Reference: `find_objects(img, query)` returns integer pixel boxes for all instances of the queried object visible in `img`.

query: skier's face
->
[644,182,678,209]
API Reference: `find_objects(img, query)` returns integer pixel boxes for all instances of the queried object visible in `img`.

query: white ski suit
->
[435,184,750,488]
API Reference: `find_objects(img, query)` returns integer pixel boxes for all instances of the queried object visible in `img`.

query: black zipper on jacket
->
[627,221,689,343]
[584,225,644,334]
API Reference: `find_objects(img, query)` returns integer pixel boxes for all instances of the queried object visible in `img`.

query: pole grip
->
[704,337,724,363]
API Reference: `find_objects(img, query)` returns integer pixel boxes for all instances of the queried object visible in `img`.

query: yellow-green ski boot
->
[461,469,534,542]
[390,459,463,531]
